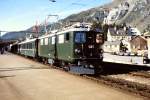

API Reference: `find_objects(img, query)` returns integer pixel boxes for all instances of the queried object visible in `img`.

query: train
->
[11,23,104,74]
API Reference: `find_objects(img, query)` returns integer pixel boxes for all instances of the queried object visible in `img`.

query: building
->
[130,36,147,55]
[128,27,141,36]
[103,41,121,53]
[107,28,132,42]
[143,31,150,39]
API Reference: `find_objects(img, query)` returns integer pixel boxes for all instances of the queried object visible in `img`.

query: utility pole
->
[45,14,59,34]
[0,31,1,41]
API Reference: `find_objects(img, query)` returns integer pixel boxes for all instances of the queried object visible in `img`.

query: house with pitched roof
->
[107,27,132,42]
[130,36,147,56]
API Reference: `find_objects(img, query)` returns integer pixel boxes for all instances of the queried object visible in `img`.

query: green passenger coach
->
[18,38,38,57]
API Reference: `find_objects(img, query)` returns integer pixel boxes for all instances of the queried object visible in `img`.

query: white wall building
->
[129,27,141,36]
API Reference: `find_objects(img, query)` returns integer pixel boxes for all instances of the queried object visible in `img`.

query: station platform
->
[0,53,144,100]
[103,53,150,67]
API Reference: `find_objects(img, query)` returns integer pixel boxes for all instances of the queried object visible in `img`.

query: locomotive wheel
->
[94,65,103,75]
[61,61,69,71]
[44,59,48,64]
[53,59,60,67]
[61,61,65,68]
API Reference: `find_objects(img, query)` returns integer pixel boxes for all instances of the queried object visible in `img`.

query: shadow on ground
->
[0,75,15,78]
[101,62,150,75]
[0,67,50,72]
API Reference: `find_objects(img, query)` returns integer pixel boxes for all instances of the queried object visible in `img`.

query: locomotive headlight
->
[100,49,104,53]
[75,48,81,54]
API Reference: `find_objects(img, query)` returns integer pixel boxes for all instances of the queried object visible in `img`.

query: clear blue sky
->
[0,0,111,32]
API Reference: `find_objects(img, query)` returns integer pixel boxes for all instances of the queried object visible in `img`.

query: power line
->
[71,3,86,6]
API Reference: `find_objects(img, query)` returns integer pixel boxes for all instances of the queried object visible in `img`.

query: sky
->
[0,0,111,34]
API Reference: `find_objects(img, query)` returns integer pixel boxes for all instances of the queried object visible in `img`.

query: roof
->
[108,28,116,36]
[18,38,37,44]
[108,28,131,36]
[104,40,121,45]
[130,36,147,42]
[38,27,90,40]
[143,31,150,36]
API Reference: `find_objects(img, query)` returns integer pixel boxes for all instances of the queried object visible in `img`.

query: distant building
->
[128,27,141,36]
[130,36,147,55]
[103,41,121,53]
[143,31,150,39]
[107,27,132,42]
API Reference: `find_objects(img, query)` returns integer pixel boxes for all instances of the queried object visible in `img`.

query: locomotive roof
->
[18,38,37,44]
[38,27,90,39]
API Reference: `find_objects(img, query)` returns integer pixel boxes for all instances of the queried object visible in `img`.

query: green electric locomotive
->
[38,23,104,74]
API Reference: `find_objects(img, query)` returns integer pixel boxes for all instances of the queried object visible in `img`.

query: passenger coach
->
[18,38,38,58]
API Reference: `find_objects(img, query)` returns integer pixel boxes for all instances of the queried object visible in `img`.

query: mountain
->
[122,0,150,32]
[2,0,150,40]
[2,31,26,41]
[105,0,150,32]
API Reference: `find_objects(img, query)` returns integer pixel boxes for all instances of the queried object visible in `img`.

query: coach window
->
[30,43,32,49]
[32,43,33,49]
[40,39,43,45]
[45,38,48,45]
[32,43,34,48]
[52,36,56,45]
[28,44,29,49]
[28,43,29,49]
[25,44,27,49]
[29,43,31,49]
[65,33,70,41]
[58,34,64,44]
[24,44,26,49]
[28,43,30,49]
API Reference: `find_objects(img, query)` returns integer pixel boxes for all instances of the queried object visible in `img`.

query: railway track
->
[129,71,150,78]
[84,74,150,99]
[51,64,150,99]
[55,64,150,99]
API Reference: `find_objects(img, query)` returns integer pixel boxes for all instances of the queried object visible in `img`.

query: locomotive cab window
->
[75,32,86,43]
[96,34,103,44]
